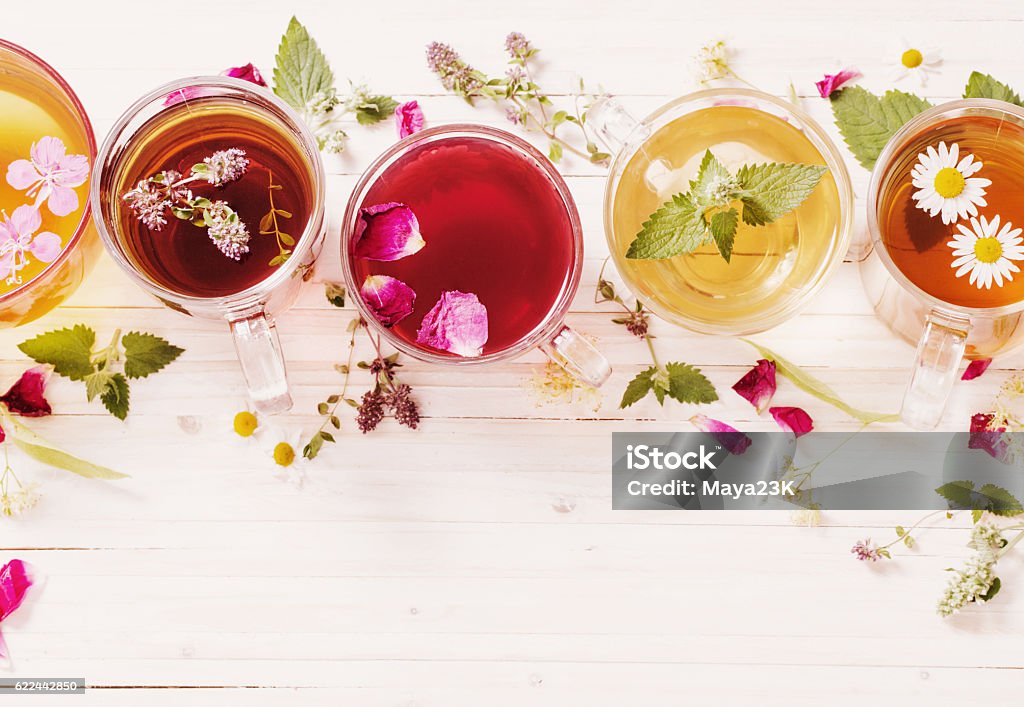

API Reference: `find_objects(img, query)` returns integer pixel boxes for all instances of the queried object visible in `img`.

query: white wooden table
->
[2,1,1023,703]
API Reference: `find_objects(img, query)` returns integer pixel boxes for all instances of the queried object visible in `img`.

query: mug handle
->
[540,325,612,388]
[586,96,648,154]
[229,310,293,414]
[901,309,970,429]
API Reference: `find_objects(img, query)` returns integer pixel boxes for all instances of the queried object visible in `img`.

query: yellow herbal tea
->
[610,105,843,331]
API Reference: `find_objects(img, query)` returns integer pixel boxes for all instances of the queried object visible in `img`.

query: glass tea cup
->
[0,39,101,327]
[588,88,855,336]
[864,99,1024,429]
[91,77,326,414]
[341,124,611,386]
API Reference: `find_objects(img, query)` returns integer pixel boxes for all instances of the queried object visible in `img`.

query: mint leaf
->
[355,95,399,125]
[620,367,655,408]
[963,71,1023,106]
[122,331,184,379]
[709,208,739,262]
[273,16,335,112]
[737,163,827,226]
[689,150,732,204]
[100,373,130,421]
[830,87,931,169]
[936,480,977,508]
[626,193,708,260]
[664,363,718,404]
[18,325,96,381]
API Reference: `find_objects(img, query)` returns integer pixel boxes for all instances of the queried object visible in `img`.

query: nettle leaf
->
[273,16,335,112]
[709,208,739,262]
[626,193,708,260]
[122,331,184,379]
[100,373,130,421]
[620,367,656,408]
[737,163,828,226]
[84,370,116,402]
[18,324,96,381]
[664,363,718,405]
[935,480,977,508]
[830,86,932,169]
[979,484,1023,516]
[6,415,127,480]
[963,71,1023,107]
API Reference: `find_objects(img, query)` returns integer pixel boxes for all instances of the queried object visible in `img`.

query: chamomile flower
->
[890,41,941,85]
[261,427,308,487]
[948,215,1024,290]
[911,141,990,225]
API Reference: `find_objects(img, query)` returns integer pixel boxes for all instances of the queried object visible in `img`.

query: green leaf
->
[979,576,1002,602]
[18,325,96,381]
[303,432,325,460]
[963,71,1023,106]
[84,370,116,402]
[626,193,709,260]
[709,208,739,262]
[100,373,130,421]
[548,141,563,163]
[741,339,900,424]
[689,150,733,205]
[972,508,984,524]
[978,484,1023,516]
[830,86,931,169]
[273,16,335,112]
[325,283,346,308]
[620,367,656,408]
[935,480,977,508]
[664,362,719,405]
[5,416,127,480]
[737,162,828,226]
[355,95,399,125]
[122,331,184,379]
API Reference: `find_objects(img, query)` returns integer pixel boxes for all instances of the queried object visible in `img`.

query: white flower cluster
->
[937,523,1005,617]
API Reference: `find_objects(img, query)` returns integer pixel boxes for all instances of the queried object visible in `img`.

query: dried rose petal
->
[769,406,814,438]
[0,365,52,417]
[354,202,426,261]
[416,291,488,357]
[815,68,861,98]
[969,412,1009,462]
[223,63,267,87]
[689,414,752,455]
[395,100,425,139]
[732,359,776,414]
[361,275,416,327]
[0,558,33,663]
[962,358,993,381]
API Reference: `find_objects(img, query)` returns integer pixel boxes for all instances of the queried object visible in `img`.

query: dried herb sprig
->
[303,314,360,460]
[258,171,295,267]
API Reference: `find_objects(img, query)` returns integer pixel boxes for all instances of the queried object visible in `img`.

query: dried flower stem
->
[302,317,360,460]
[259,171,295,267]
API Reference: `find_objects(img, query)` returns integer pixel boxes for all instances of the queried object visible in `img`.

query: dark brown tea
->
[107,100,314,298]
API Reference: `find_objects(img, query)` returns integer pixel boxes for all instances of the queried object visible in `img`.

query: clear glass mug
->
[341,124,611,386]
[91,77,326,414]
[0,39,101,327]
[588,88,855,335]
[864,100,1024,429]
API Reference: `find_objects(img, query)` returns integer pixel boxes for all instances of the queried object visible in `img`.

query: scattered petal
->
[0,558,33,664]
[223,63,267,87]
[416,290,489,357]
[769,406,814,437]
[361,275,416,327]
[962,358,993,381]
[689,414,752,455]
[354,202,426,261]
[815,68,861,98]
[395,100,426,139]
[0,365,52,417]
[732,359,776,414]
[968,412,1009,462]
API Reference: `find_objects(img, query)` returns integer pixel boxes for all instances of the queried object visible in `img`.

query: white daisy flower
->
[948,215,1024,290]
[259,425,308,487]
[911,141,991,225]
[890,40,941,85]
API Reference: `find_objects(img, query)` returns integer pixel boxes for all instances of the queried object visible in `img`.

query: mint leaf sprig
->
[595,262,718,409]
[18,325,184,421]
[626,151,827,263]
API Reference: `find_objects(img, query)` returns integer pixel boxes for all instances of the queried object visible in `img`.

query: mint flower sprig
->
[627,150,827,263]
[426,33,610,165]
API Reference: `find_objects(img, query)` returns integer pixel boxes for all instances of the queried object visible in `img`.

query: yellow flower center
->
[933,167,965,198]
[273,442,295,467]
[901,49,924,69]
[974,237,1003,264]
[233,411,258,437]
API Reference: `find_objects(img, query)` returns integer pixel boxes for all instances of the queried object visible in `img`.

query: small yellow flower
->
[890,40,941,85]
[233,410,258,437]
[273,441,296,467]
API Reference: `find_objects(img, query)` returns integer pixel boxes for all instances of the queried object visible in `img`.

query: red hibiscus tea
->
[349,132,577,356]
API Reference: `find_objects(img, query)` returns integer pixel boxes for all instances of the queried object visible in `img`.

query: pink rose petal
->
[223,63,267,87]
[0,559,33,665]
[0,365,53,417]
[962,358,993,381]
[732,359,776,414]
[361,275,416,327]
[689,414,752,455]
[416,290,489,357]
[769,406,814,438]
[354,202,426,261]
[395,101,425,139]
[969,412,1009,462]
[816,68,861,98]
[5,159,38,191]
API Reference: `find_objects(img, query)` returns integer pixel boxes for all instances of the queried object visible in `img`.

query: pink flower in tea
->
[6,136,89,217]
[0,366,53,418]
[962,358,993,381]
[0,558,33,663]
[165,65,266,106]
[224,63,267,87]
[361,275,416,327]
[354,202,426,261]
[732,359,777,414]
[769,406,814,438]
[0,205,62,285]
[689,414,752,455]
[968,412,1009,462]
[395,101,425,139]
[416,290,489,357]
[815,68,861,98]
